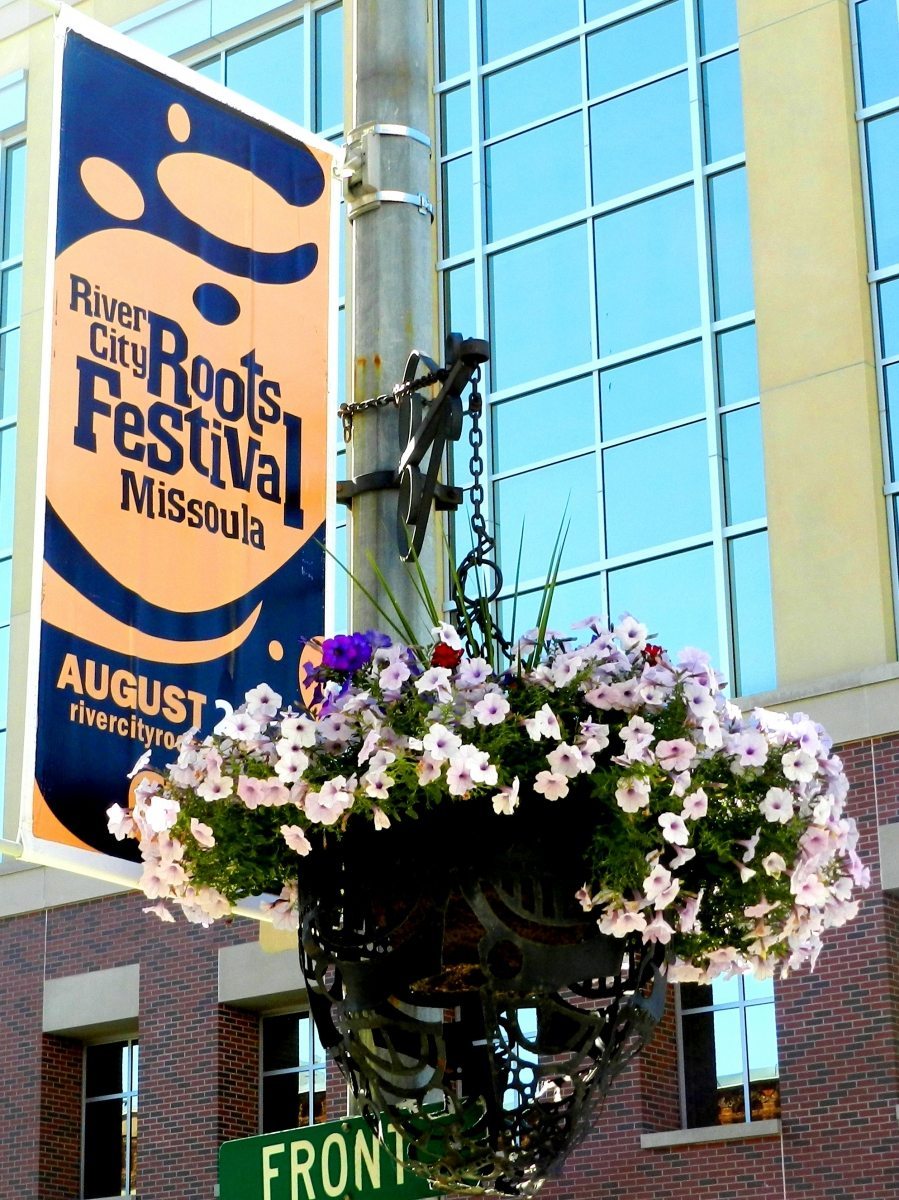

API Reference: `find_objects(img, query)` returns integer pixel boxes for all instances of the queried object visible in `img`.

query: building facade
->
[0,0,897,1197]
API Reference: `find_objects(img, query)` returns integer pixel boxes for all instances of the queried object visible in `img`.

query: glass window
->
[0,426,16,549]
[595,186,701,354]
[225,22,304,124]
[442,85,471,155]
[443,154,474,257]
[703,51,744,162]
[709,168,754,318]
[439,0,470,80]
[490,225,593,391]
[0,557,11,625]
[3,143,25,260]
[698,0,739,55]
[193,56,221,82]
[492,377,595,473]
[485,42,581,138]
[866,111,899,268]
[494,454,599,581]
[608,545,719,655]
[856,0,899,108]
[730,531,776,695]
[500,572,604,640]
[2,265,21,327]
[83,1040,139,1199]
[445,262,477,341]
[722,404,765,525]
[679,977,778,1129]
[487,114,585,241]
[586,0,630,18]
[587,1,686,98]
[0,329,19,420]
[601,341,704,440]
[883,362,899,480]
[482,0,579,62]
[262,1013,328,1133]
[717,324,759,406]
[591,71,692,203]
[878,277,899,359]
[603,421,710,556]
[315,6,344,131]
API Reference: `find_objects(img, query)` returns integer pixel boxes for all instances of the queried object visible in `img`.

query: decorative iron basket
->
[296,797,668,1196]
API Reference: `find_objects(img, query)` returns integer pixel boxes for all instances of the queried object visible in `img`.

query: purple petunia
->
[320,633,373,672]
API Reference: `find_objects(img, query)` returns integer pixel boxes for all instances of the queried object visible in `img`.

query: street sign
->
[218,1116,438,1200]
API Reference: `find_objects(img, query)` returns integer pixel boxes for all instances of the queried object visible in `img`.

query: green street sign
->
[218,1115,438,1200]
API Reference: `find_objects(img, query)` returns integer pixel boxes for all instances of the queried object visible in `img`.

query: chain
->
[453,369,512,661]
[337,367,447,443]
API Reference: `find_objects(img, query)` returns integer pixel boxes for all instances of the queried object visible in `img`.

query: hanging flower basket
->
[111,615,868,1193]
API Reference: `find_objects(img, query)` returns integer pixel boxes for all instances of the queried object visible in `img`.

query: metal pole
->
[344,0,440,638]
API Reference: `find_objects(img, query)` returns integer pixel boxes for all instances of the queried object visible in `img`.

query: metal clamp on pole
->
[339,121,435,222]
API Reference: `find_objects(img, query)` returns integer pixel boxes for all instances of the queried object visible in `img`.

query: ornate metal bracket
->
[336,333,489,562]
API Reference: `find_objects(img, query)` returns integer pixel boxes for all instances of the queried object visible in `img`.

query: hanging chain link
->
[337,367,447,443]
[453,368,512,661]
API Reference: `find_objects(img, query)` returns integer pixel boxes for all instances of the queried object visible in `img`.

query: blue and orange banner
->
[20,11,336,885]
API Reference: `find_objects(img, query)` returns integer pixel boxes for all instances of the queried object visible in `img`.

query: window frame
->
[81,1036,139,1200]
[259,1008,329,1134]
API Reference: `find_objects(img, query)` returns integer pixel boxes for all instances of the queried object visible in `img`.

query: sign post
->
[219,1116,437,1200]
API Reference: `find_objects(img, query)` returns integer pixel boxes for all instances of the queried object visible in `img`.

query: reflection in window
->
[709,168,754,318]
[492,377,594,474]
[485,43,581,138]
[443,154,474,256]
[482,0,579,63]
[490,226,593,390]
[262,1013,329,1133]
[721,406,765,525]
[730,532,775,696]
[488,115,585,241]
[595,186,700,354]
[600,341,703,440]
[591,72,692,203]
[866,111,899,270]
[315,5,343,131]
[82,1040,139,1199]
[494,454,599,582]
[587,1,686,98]
[856,0,899,108]
[225,22,305,123]
[679,978,779,1129]
[603,422,711,556]
[717,324,759,406]
[442,85,471,155]
[608,546,719,655]
[702,51,744,163]
[698,0,739,55]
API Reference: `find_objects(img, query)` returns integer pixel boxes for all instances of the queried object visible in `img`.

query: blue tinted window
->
[601,341,703,439]
[492,377,595,473]
[485,43,581,138]
[499,572,604,640]
[591,71,692,202]
[315,6,343,131]
[882,362,899,480]
[608,544,719,656]
[226,23,304,123]
[586,0,630,18]
[603,421,710,555]
[443,155,474,256]
[710,169,753,318]
[879,278,899,359]
[490,226,593,390]
[440,0,470,79]
[335,307,345,409]
[495,455,599,581]
[867,112,899,268]
[0,557,10,626]
[0,330,19,421]
[333,523,348,634]
[587,2,686,98]
[703,52,744,162]
[445,262,477,341]
[595,186,700,354]
[442,86,471,154]
[488,115,586,241]
[482,0,579,62]
[699,0,739,54]
[1,266,20,327]
[722,404,765,525]
[730,532,776,695]
[3,144,25,260]
[857,0,899,108]
[193,57,221,82]
[718,324,759,406]
[0,426,15,549]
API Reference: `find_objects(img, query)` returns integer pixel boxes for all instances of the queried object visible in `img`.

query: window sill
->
[640,1119,781,1149]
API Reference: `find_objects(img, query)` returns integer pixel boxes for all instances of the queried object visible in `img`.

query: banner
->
[19,10,336,887]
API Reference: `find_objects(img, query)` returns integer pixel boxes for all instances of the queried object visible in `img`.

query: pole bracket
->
[339,122,434,222]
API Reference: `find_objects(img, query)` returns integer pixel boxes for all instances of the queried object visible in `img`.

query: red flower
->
[431,642,463,669]
[644,643,665,665]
